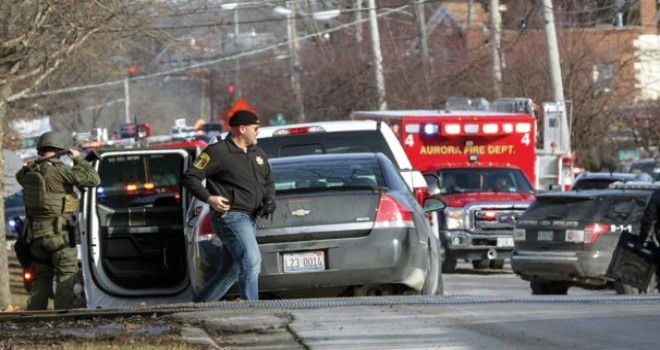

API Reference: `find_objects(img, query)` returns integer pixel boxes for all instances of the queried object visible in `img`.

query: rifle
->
[32,149,69,165]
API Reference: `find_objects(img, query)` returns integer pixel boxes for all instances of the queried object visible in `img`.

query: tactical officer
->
[183,110,276,302]
[16,131,100,310]
[640,189,660,244]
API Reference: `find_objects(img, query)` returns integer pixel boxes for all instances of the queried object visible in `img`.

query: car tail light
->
[23,269,32,282]
[413,186,429,205]
[584,223,608,245]
[375,194,414,228]
[197,213,214,238]
[23,267,34,291]
[124,183,138,194]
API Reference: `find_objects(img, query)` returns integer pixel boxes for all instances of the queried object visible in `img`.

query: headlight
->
[444,207,465,230]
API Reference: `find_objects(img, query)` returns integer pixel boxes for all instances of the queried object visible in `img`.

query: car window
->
[96,153,183,208]
[593,196,648,223]
[272,158,384,193]
[630,160,656,175]
[436,168,534,194]
[572,179,618,190]
[523,197,595,220]
[4,193,24,208]
[259,131,398,169]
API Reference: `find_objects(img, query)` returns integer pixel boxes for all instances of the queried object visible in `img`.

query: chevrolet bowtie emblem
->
[291,208,311,216]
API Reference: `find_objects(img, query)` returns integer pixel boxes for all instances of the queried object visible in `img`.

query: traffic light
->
[128,66,137,76]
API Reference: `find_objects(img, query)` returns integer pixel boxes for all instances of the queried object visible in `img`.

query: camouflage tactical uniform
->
[15,132,100,310]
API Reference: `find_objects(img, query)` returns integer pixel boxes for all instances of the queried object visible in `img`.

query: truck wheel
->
[530,281,569,295]
[472,259,489,270]
[489,259,505,269]
[442,256,457,273]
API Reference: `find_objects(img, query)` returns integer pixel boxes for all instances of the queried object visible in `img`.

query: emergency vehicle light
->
[405,124,420,134]
[143,182,155,190]
[610,181,660,190]
[482,123,498,134]
[515,123,531,133]
[444,124,461,135]
[502,124,513,133]
[125,183,138,192]
[272,126,326,136]
[422,123,439,135]
[464,124,479,134]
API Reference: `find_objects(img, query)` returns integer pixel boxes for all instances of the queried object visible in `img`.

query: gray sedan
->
[185,153,445,299]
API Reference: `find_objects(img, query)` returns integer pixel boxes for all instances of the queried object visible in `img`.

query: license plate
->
[496,237,514,247]
[283,251,325,273]
[538,230,554,241]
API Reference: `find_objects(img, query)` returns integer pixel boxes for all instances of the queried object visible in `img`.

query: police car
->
[511,181,660,295]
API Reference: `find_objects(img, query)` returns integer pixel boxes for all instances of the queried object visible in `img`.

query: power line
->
[16,4,410,101]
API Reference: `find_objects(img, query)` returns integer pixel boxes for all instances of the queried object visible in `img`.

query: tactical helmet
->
[36,131,68,151]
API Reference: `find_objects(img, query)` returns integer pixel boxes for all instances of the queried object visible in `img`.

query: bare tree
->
[0,0,178,308]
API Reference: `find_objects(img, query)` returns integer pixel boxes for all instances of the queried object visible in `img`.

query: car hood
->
[437,192,534,207]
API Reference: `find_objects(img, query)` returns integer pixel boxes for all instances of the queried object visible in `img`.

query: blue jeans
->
[194,211,261,302]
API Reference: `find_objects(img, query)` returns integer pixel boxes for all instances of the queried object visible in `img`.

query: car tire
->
[489,259,505,269]
[422,244,441,295]
[530,281,569,295]
[442,255,457,274]
[472,259,489,270]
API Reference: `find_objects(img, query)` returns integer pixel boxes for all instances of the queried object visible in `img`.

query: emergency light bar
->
[609,181,660,190]
[411,122,531,136]
[272,125,326,136]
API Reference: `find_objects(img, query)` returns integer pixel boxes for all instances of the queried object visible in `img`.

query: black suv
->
[571,172,652,191]
[511,183,659,295]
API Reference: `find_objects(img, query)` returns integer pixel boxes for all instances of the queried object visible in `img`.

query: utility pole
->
[414,0,431,104]
[367,0,387,110]
[287,0,305,123]
[233,6,241,102]
[355,0,363,44]
[540,0,570,154]
[489,0,503,99]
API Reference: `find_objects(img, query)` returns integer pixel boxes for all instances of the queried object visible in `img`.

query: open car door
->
[80,148,196,308]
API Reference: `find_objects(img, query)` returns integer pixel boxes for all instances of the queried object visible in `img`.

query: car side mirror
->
[422,198,446,212]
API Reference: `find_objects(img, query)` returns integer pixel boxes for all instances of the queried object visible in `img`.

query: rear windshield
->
[96,153,183,208]
[258,131,399,169]
[271,158,384,193]
[571,179,618,190]
[524,195,646,222]
[523,197,595,220]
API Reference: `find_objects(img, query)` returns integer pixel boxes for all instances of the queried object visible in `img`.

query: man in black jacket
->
[183,110,275,301]
[640,189,660,244]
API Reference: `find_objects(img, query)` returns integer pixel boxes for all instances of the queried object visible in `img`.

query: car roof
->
[537,188,654,200]
[270,152,384,165]
[258,120,381,137]
[574,172,643,180]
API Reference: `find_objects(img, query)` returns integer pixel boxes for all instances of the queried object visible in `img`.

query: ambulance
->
[352,98,537,272]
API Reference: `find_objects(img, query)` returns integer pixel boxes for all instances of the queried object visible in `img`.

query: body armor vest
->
[22,161,78,219]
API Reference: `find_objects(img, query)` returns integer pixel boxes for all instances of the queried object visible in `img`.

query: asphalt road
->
[167,263,645,349]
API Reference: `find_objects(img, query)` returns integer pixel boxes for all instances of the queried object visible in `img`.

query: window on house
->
[592,64,614,93]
